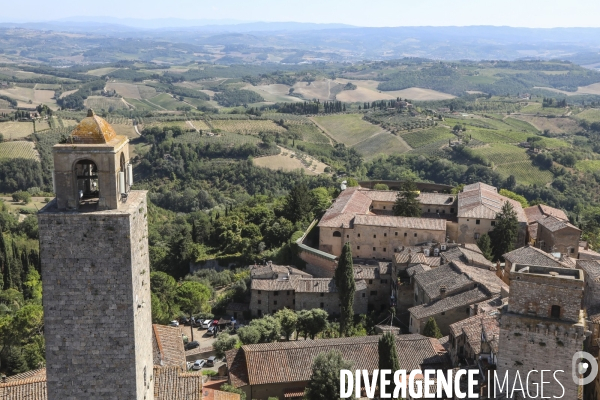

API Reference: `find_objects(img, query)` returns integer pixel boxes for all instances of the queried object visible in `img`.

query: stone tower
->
[496,263,588,399]
[38,110,154,400]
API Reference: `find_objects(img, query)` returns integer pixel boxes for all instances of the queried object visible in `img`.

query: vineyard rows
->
[0,141,39,160]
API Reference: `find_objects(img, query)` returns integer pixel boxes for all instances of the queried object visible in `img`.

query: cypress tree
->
[489,201,519,260]
[1,233,11,290]
[423,317,443,339]
[378,332,400,371]
[392,180,422,217]
[335,242,355,336]
[477,233,493,261]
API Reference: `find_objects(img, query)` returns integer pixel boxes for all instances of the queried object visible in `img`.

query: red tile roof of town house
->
[251,274,300,291]
[353,215,446,230]
[360,189,398,202]
[409,287,490,320]
[250,263,312,279]
[292,278,367,293]
[152,324,187,369]
[0,373,47,400]
[394,251,429,265]
[406,263,432,277]
[153,365,204,400]
[457,184,527,222]
[417,192,457,206]
[577,260,600,283]
[449,315,500,355]
[413,264,473,300]
[441,244,493,268]
[524,204,569,224]
[537,215,580,233]
[225,334,449,388]
[317,187,373,228]
[450,260,509,295]
[578,247,600,261]
[502,245,568,268]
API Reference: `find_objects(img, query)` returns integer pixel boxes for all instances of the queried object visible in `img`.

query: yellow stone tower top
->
[69,109,118,144]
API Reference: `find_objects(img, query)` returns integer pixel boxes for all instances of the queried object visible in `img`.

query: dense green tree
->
[6,346,28,375]
[392,180,421,217]
[378,332,400,371]
[213,333,238,358]
[310,187,332,216]
[489,201,520,261]
[335,242,355,336]
[175,281,211,341]
[237,325,261,345]
[477,233,494,261]
[499,189,528,208]
[275,308,298,340]
[283,182,313,224]
[297,308,329,340]
[249,315,281,343]
[220,383,247,400]
[304,350,354,400]
[150,271,180,320]
[422,317,443,339]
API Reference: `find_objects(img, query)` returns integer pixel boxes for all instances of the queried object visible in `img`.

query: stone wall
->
[457,218,526,247]
[295,289,368,315]
[250,288,295,317]
[537,225,580,258]
[39,192,153,400]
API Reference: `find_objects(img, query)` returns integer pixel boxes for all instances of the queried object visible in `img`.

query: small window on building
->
[287,291,290,295]
[383,248,386,252]
[274,300,278,305]
[383,206,386,210]
[570,248,575,254]
[320,303,324,308]
[320,293,324,297]
[347,235,349,238]
[357,246,360,250]
[395,232,398,236]
[428,209,431,213]
[476,219,481,225]
[384,233,387,237]
[551,305,561,318]
[274,291,279,296]
[370,291,378,296]
[404,232,407,237]
[258,290,262,294]
[373,234,377,238]
[436,209,439,213]
[442,210,446,214]
[333,231,342,237]
[451,208,455,213]
[257,310,262,316]
[258,300,262,304]
[362,293,366,298]
[373,247,376,251]
[358,233,361,238]
[441,312,445,315]
[293,299,295,305]
[381,279,388,284]
[414,233,417,237]
[491,221,496,226]
[368,279,373,284]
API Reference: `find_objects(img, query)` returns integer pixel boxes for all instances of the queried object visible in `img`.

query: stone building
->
[523,203,569,243]
[225,334,450,400]
[448,314,500,367]
[496,264,588,399]
[38,110,154,400]
[536,215,581,257]
[499,244,570,285]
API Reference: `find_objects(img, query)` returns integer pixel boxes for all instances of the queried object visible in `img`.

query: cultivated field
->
[172,131,261,146]
[335,78,455,102]
[576,160,600,173]
[292,80,344,101]
[401,127,455,148]
[86,67,118,76]
[513,115,581,134]
[473,144,553,185]
[312,114,382,146]
[243,84,302,103]
[575,109,600,123]
[0,121,34,139]
[209,119,286,135]
[253,148,328,175]
[0,87,56,107]
[533,83,600,96]
[85,96,130,111]
[353,132,411,159]
[105,82,142,99]
[0,141,39,160]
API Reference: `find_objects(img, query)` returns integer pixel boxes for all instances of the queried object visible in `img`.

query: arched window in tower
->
[75,159,99,210]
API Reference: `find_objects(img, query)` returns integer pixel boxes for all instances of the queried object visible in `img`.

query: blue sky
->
[3,0,600,28]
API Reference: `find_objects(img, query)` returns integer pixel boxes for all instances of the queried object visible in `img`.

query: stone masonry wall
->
[39,192,153,400]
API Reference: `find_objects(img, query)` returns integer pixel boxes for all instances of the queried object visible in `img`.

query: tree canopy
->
[304,350,355,400]
[335,242,355,336]
[489,201,520,261]
[392,180,421,217]
[422,317,443,339]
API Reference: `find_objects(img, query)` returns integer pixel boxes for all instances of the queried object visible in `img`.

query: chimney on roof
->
[439,285,447,298]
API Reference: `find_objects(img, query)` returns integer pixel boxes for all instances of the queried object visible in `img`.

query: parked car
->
[200,319,212,329]
[184,341,199,351]
[206,356,216,367]
[169,320,179,327]
[179,317,189,325]
[192,359,206,370]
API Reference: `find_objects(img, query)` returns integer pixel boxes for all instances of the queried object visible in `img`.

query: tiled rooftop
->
[154,366,204,400]
[353,214,446,230]
[458,184,527,222]
[441,244,492,268]
[503,245,566,268]
[414,264,472,300]
[537,215,580,233]
[152,324,187,369]
[417,192,457,206]
[409,287,489,319]
[577,259,600,283]
[318,187,372,228]
[226,335,449,388]
[524,204,568,224]
[449,315,499,355]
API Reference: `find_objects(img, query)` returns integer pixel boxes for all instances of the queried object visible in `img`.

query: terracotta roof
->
[449,315,499,355]
[69,109,118,144]
[154,366,203,400]
[202,388,242,400]
[450,260,508,295]
[438,336,451,352]
[441,245,492,268]
[406,264,432,277]
[360,189,397,202]
[226,335,449,388]
[395,251,431,265]
[577,260,600,283]
[414,264,472,300]
[250,264,311,279]
[503,245,566,268]
[524,204,569,224]
[0,374,47,400]
[153,324,187,369]
[354,265,381,279]
[353,215,446,230]
[578,248,600,261]
[318,187,372,228]
[293,278,367,293]
[417,193,457,206]
[537,215,580,233]
[251,277,297,291]
[3,369,46,383]
[458,184,527,222]
[425,256,441,267]
[409,288,489,319]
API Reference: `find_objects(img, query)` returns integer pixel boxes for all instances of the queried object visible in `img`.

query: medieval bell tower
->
[38,110,154,400]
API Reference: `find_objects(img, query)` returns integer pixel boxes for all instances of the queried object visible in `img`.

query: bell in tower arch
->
[52,109,132,211]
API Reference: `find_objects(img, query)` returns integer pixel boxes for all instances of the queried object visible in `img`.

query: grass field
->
[0,121,34,139]
[473,144,553,185]
[209,119,286,135]
[172,131,261,146]
[243,84,302,103]
[106,82,142,99]
[353,132,411,159]
[124,98,162,111]
[0,141,39,160]
[312,114,381,146]
[85,96,130,111]
[146,93,184,110]
[86,67,118,76]
[576,109,600,123]
[286,124,331,144]
[253,147,328,175]
[513,115,581,135]
[334,78,456,102]
[576,160,600,173]
[110,124,138,139]
[401,127,454,148]
[0,87,56,108]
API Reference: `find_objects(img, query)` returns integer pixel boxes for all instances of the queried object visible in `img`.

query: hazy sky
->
[3,0,600,28]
